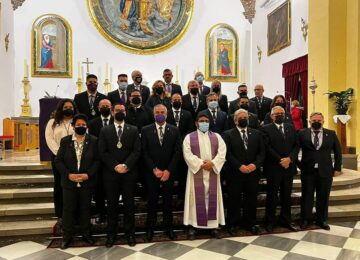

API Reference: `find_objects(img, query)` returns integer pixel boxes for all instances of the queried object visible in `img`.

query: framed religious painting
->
[267,0,291,56]
[205,23,239,82]
[87,0,194,54]
[31,14,72,78]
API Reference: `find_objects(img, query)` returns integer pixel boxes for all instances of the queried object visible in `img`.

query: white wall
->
[0,0,14,133]
[13,0,252,116]
[251,0,308,99]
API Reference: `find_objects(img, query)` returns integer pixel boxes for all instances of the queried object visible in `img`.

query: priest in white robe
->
[182,112,226,240]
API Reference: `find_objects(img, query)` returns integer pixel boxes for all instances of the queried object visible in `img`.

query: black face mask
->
[238,119,248,128]
[212,87,220,93]
[131,96,141,105]
[135,76,142,84]
[274,115,285,124]
[240,104,249,110]
[74,126,87,135]
[190,88,199,95]
[275,102,286,108]
[99,107,111,117]
[115,111,126,122]
[239,92,247,97]
[311,122,322,130]
[155,87,164,95]
[87,83,97,92]
[63,109,74,117]
[172,101,182,109]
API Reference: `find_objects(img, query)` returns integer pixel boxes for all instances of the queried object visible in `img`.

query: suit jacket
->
[166,83,183,96]
[166,108,194,139]
[250,96,272,122]
[107,89,130,107]
[141,123,182,175]
[98,123,141,181]
[223,127,265,176]
[88,116,114,137]
[298,128,342,178]
[181,94,207,120]
[55,134,99,189]
[200,85,211,96]
[218,95,229,113]
[227,112,259,129]
[125,105,154,133]
[199,108,227,134]
[228,98,258,115]
[145,95,172,110]
[263,112,293,125]
[261,123,299,175]
[127,83,150,105]
[73,91,107,120]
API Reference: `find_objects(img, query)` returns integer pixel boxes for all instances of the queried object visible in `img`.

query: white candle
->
[81,66,84,81]
[105,63,109,79]
[24,59,28,78]
[176,64,179,82]
[110,67,113,84]
[77,62,81,78]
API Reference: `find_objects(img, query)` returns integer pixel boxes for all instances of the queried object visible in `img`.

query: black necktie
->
[241,129,248,150]
[103,118,108,126]
[174,111,180,126]
[159,126,164,145]
[118,125,122,139]
[257,97,262,108]
[121,92,126,104]
[314,131,320,149]
[212,110,217,123]
[89,95,95,109]
[192,96,198,111]
[279,125,285,138]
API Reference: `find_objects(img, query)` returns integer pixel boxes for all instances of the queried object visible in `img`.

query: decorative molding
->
[240,0,256,24]
[11,0,26,11]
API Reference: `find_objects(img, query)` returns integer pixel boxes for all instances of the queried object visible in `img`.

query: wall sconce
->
[301,18,308,42]
[257,45,262,63]
[309,77,318,112]
[5,34,10,52]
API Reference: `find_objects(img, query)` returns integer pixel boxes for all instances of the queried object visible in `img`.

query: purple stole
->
[189,131,219,226]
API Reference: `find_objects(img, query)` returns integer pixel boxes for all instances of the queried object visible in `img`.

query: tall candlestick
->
[81,66,84,81]
[77,62,81,78]
[105,63,109,79]
[24,59,28,78]
[110,67,113,85]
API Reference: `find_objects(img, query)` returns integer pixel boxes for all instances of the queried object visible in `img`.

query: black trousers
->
[265,170,294,225]
[94,167,106,216]
[62,187,92,240]
[301,170,333,223]
[226,172,259,228]
[105,175,136,236]
[51,155,63,218]
[146,173,174,230]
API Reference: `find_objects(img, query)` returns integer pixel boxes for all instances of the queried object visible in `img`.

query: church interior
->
[0,0,360,259]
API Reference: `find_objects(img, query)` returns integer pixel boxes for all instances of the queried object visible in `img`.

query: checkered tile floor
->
[1,221,360,259]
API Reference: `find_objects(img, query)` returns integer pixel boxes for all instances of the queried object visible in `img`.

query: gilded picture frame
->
[31,14,72,78]
[87,0,194,55]
[267,0,291,56]
[205,23,239,82]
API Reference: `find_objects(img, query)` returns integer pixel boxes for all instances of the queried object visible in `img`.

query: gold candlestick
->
[76,78,83,94]
[103,79,111,94]
[20,76,32,117]
[175,64,179,84]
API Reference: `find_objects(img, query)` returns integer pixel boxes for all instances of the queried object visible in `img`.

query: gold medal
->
[91,110,96,116]
[117,141,122,149]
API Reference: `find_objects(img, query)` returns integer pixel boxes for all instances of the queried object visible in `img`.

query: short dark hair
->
[71,113,88,126]
[238,84,248,90]
[118,74,128,78]
[163,68,172,74]
[86,74,97,81]
[130,89,141,95]
[239,95,249,100]
[112,102,125,110]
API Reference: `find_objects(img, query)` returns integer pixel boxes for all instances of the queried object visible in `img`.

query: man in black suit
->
[127,70,150,105]
[222,108,265,235]
[141,104,182,242]
[195,71,210,95]
[262,106,299,232]
[227,96,259,129]
[99,103,141,247]
[199,93,227,134]
[73,74,107,120]
[88,98,113,223]
[163,68,183,96]
[211,80,228,113]
[107,74,130,107]
[229,84,257,115]
[299,112,342,230]
[250,84,272,124]
[182,80,207,121]
[125,89,154,133]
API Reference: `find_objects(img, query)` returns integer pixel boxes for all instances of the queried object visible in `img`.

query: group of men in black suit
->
[69,71,342,246]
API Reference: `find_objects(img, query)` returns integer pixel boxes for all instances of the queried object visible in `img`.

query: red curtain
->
[282,55,308,115]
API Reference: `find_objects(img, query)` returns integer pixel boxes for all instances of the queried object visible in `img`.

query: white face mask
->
[118,82,128,90]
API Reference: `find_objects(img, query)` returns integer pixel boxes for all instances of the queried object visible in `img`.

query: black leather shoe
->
[300,221,309,230]
[61,238,72,250]
[146,229,154,242]
[105,235,116,248]
[283,223,299,232]
[265,224,274,233]
[316,221,330,230]
[250,225,260,235]
[166,230,177,240]
[227,226,237,236]
[211,229,221,239]
[82,234,95,245]
[187,228,196,240]
[127,235,136,247]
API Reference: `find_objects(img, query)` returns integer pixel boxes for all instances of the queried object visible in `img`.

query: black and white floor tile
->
[1,221,360,259]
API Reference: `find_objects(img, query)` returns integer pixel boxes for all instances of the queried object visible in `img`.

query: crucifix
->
[82,58,94,75]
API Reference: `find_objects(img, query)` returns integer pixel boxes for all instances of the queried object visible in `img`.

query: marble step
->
[0,188,52,199]
[0,202,54,216]
[0,175,54,185]
[0,163,51,171]
[0,219,56,237]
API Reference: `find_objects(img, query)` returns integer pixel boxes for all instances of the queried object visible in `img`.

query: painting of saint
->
[219,43,231,75]
[40,34,54,68]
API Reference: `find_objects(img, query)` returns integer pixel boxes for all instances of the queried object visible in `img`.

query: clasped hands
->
[200,160,214,172]
[69,173,88,182]
[280,157,291,169]
[239,163,257,174]
[153,168,170,182]
[115,164,128,174]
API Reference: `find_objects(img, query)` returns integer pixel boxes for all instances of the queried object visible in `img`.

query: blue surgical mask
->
[198,122,209,133]
[196,75,204,82]
[118,82,127,90]
[208,101,218,110]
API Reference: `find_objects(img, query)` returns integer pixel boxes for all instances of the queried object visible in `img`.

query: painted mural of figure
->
[157,0,174,22]
[219,44,231,75]
[119,0,138,32]
[41,34,54,69]
[138,0,155,35]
